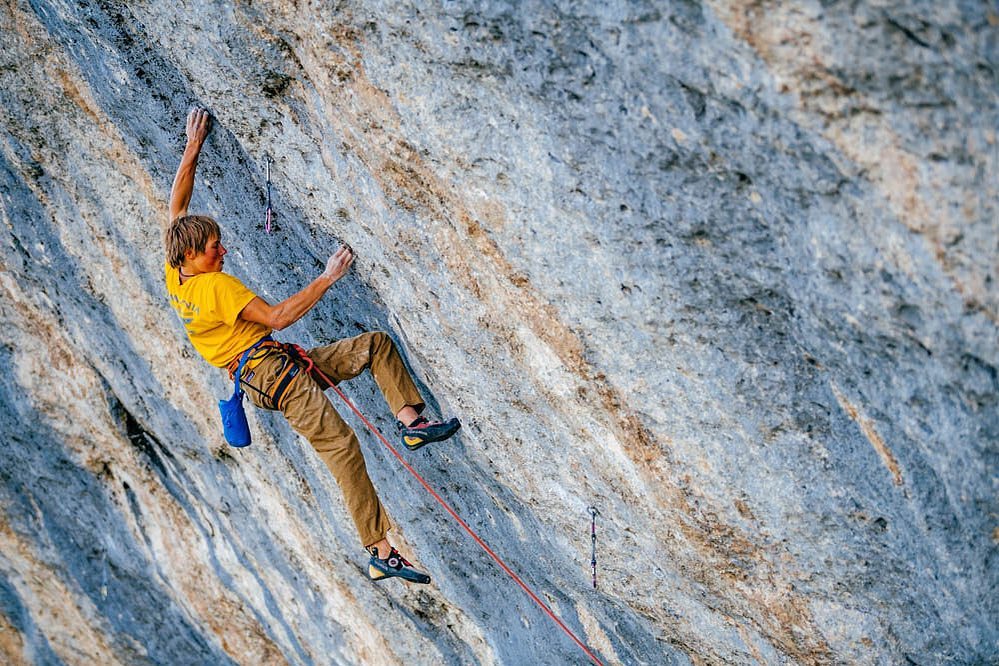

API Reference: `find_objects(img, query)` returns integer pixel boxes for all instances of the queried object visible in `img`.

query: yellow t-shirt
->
[164,263,272,368]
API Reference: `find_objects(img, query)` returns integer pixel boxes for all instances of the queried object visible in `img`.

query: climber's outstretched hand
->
[168,108,213,224]
[186,107,211,149]
[322,244,355,283]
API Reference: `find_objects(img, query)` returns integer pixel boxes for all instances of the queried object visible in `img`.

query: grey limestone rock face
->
[0,1,995,664]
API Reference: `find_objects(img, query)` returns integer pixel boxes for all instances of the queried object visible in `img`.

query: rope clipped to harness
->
[283,344,604,666]
[286,343,329,389]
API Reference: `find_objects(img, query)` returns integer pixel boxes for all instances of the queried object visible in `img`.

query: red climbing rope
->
[299,351,604,666]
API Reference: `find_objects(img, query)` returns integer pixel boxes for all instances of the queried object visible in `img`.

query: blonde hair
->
[165,215,221,268]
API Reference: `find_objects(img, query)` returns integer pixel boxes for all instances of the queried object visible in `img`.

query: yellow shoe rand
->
[404,435,424,447]
[369,565,387,581]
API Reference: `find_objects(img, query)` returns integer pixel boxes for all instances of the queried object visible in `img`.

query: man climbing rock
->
[163,108,460,584]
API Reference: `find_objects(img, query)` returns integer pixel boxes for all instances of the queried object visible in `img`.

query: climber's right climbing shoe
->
[398,416,461,451]
[368,547,431,584]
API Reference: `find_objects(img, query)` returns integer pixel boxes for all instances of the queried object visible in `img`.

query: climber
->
[162,107,460,584]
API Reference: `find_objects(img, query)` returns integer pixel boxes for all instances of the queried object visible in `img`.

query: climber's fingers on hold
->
[186,107,211,142]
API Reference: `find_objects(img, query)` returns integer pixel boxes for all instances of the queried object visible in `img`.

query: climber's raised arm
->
[168,108,211,226]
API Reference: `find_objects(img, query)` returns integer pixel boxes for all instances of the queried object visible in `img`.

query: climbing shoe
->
[398,416,461,451]
[368,547,431,584]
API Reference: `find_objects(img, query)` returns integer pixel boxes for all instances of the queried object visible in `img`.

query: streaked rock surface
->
[0,1,995,663]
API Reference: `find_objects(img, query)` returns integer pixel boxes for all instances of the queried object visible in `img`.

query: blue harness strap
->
[231,335,274,393]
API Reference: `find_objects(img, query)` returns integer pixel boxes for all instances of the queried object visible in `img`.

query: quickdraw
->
[264,155,273,234]
[589,506,599,589]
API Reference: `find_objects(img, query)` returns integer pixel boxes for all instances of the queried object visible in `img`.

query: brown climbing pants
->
[241,331,425,547]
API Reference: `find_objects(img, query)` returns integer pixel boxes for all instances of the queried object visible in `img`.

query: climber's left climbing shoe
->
[368,547,431,584]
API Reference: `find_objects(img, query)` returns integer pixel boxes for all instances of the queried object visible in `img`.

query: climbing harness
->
[589,506,599,589]
[264,155,273,234]
[226,340,304,411]
[282,345,604,666]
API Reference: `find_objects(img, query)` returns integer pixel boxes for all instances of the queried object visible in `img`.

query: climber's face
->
[186,235,227,273]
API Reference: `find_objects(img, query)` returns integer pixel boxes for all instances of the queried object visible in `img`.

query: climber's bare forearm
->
[241,276,334,331]
[167,108,211,225]
[239,246,355,330]
[168,143,201,223]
